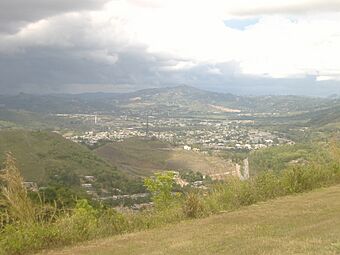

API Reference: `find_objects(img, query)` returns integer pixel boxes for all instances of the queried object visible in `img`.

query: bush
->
[205,178,257,212]
[0,200,132,254]
[56,199,98,241]
[2,147,340,255]
[0,223,61,255]
[254,171,285,200]
[234,180,258,206]
[182,192,205,218]
[96,208,129,235]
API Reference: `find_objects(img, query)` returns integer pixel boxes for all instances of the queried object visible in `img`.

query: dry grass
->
[40,185,340,255]
[0,153,35,224]
[95,138,235,177]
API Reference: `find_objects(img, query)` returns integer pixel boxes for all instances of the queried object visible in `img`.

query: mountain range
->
[0,85,338,115]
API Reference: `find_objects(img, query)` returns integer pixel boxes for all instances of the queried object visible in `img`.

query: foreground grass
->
[40,185,340,255]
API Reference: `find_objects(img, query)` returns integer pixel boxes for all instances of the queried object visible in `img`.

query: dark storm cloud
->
[0,45,176,93]
[0,0,339,96]
[1,46,339,97]
[0,0,108,33]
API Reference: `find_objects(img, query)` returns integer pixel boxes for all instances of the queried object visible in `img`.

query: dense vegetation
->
[0,138,339,255]
[248,142,332,175]
[42,185,340,255]
[0,130,145,196]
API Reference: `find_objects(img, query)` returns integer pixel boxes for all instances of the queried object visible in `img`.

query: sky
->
[0,0,340,96]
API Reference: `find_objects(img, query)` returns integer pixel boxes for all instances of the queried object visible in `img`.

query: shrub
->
[56,199,98,241]
[0,200,133,254]
[182,192,205,218]
[0,223,61,255]
[209,178,257,210]
[282,165,321,194]
[96,208,129,235]
[254,171,285,200]
[234,180,258,206]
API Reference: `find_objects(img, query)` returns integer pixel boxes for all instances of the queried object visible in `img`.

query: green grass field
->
[41,185,340,255]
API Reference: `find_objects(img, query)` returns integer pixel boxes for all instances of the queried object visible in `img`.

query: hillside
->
[116,85,242,113]
[0,109,57,129]
[0,130,125,186]
[94,138,236,177]
[1,86,337,115]
[0,93,109,114]
[41,185,340,255]
[308,105,340,128]
[248,143,333,175]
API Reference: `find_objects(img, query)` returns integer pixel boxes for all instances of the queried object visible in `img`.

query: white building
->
[183,145,192,150]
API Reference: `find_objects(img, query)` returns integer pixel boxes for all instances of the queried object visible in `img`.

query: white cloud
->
[228,0,340,16]
[0,0,340,94]
[101,1,340,80]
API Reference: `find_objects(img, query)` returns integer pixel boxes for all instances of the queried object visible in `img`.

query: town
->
[59,113,294,151]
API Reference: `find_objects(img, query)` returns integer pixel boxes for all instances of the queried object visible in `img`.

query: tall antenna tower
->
[146,114,149,137]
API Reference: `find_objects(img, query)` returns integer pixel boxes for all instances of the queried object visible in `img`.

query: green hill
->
[308,105,340,128]
[94,138,236,177]
[0,109,47,129]
[41,184,340,255]
[0,130,133,191]
[1,86,336,116]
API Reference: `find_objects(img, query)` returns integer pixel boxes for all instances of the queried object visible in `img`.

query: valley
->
[2,3,340,254]
[1,85,339,208]
[1,86,340,255]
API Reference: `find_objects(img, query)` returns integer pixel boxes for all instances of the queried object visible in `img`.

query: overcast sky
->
[1,0,340,95]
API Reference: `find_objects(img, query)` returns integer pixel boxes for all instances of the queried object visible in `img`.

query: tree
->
[144,171,176,209]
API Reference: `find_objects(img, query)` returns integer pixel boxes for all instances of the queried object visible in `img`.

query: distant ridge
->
[0,85,338,114]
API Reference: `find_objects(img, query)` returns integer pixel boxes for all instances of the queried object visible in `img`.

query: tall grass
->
[0,153,35,225]
[1,150,340,254]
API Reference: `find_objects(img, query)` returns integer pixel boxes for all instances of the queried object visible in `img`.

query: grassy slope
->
[0,109,48,129]
[43,185,340,255]
[0,130,118,183]
[95,138,235,177]
[248,143,330,175]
